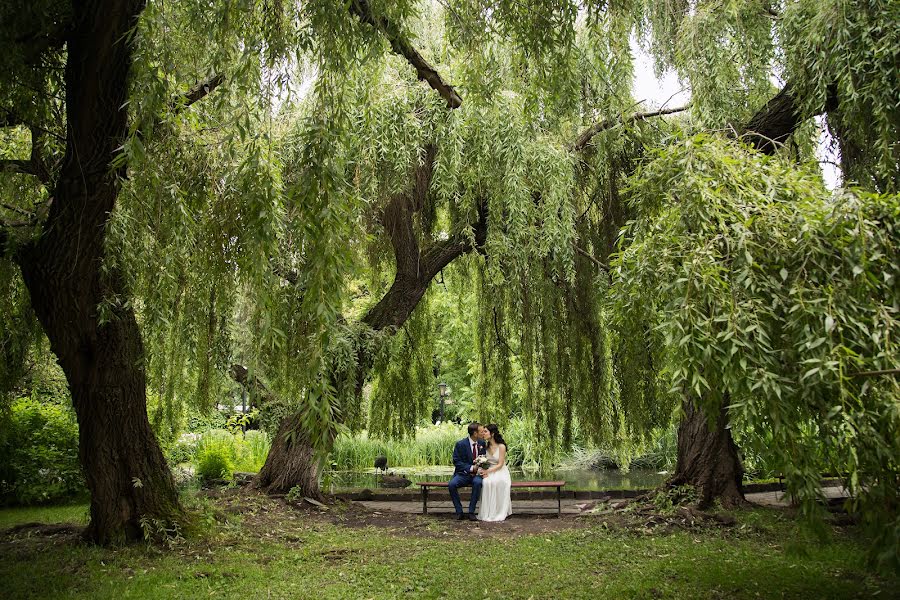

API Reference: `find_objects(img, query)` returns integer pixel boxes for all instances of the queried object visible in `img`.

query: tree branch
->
[0,109,23,128]
[572,104,691,152]
[419,199,488,281]
[0,160,36,177]
[0,202,35,218]
[349,0,462,109]
[179,73,225,110]
[14,17,71,61]
[850,368,900,378]
[362,197,487,331]
[740,83,838,155]
[0,127,52,185]
[739,84,798,154]
[574,244,608,271]
[378,144,437,281]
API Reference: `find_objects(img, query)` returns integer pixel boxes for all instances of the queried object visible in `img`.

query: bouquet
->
[474,455,490,472]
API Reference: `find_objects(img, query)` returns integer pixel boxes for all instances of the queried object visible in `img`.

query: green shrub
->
[0,398,85,505]
[163,434,199,467]
[189,428,270,479]
[186,410,226,433]
[239,430,271,472]
[195,447,234,481]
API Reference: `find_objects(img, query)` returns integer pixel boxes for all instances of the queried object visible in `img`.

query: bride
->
[477,423,512,522]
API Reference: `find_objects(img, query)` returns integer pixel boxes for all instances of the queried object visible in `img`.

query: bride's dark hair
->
[486,424,507,449]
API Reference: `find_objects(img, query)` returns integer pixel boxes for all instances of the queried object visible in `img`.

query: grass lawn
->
[0,503,89,530]
[0,490,895,599]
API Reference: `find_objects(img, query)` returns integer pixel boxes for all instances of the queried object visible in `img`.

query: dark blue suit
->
[448,437,486,515]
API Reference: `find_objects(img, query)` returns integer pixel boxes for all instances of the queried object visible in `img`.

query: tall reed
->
[330,424,460,470]
[330,418,562,470]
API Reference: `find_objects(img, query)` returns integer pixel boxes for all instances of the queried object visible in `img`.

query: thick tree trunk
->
[255,414,323,499]
[668,397,745,508]
[230,365,323,498]
[14,0,181,544]
[20,253,181,543]
[741,82,838,155]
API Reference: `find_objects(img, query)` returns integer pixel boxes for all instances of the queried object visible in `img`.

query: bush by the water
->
[0,398,85,505]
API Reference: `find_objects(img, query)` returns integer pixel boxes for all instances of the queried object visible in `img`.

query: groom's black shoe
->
[467,513,478,521]
[455,513,465,521]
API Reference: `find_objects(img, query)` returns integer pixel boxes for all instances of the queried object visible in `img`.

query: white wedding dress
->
[478,445,512,521]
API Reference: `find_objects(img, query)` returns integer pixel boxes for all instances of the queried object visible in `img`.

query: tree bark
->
[14,0,181,544]
[255,413,323,498]
[228,364,323,497]
[740,82,838,155]
[668,397,745,508]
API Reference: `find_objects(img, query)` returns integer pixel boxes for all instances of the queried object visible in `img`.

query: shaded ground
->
[0,487,893,599]
[356,485,851,518]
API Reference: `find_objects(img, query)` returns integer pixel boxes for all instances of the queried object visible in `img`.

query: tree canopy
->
[1,0,898,564]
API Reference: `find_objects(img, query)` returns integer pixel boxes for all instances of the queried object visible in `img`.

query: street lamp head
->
[438,382,448,397]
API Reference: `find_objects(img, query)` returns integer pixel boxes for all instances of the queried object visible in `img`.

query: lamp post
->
[438,382,448,423]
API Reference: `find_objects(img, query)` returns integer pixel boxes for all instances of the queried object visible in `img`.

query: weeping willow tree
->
[224,0,899,506]
[612,136,900,569]
[0,0,196,544]
[602,0,899,569]
[248,1,654,493]
[0,0,437,543]
[2,0,896,554]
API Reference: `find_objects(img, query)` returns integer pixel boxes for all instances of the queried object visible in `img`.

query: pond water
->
[321,467,667,492]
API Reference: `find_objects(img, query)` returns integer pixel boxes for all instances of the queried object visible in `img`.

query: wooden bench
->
[417,480,567,517]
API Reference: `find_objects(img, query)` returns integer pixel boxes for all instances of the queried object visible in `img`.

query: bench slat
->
[418,480,565,517]
[417,481,565,487]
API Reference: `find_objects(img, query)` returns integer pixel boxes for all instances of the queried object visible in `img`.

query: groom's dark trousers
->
[449,437,483,515]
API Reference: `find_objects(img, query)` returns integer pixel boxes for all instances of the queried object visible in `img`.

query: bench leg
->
[557,486,561,517]
[422,486,428,514]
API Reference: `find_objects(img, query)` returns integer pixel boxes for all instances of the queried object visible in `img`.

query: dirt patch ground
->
[0,485,799,553]
[201,487,748,541]
[202,487,593,539]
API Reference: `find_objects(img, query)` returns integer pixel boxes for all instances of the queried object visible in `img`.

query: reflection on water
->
[321,467,666,491]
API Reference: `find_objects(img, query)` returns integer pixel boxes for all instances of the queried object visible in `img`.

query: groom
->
[448,422,487,521]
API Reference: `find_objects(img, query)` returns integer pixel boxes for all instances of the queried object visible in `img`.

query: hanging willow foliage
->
[3,1,896,561]
[637,0,776,127]
[780,0,900,191]
[612,135,900,571]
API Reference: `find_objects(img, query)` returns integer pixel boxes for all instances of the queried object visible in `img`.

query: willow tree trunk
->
[255,414,323,499]
[668,397,745,508]
[256,143,486,500]
[14,0,181,544]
